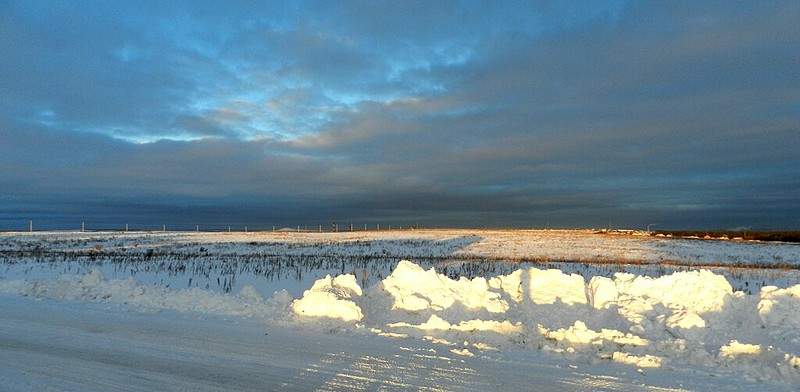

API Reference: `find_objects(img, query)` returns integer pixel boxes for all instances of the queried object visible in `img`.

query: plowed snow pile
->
[3,260,800,384]
[290,260,800,383]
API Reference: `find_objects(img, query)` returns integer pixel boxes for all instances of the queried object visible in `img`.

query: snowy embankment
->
[3,260,800,385]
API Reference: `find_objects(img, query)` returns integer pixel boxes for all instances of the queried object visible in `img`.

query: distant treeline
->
[654,230,800,243]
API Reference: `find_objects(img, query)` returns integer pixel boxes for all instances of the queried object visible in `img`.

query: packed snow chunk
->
[81,269,105,287]
[423,336,455,346]
[238,285,264,303]
[291,274,363,322]
[369,328,408,339]
[389,314,452,330]
[388,315,522,335]
[615,270,732,314]
[450,348,474,357]
[488,270,523,302]
[786,354,800,369]
[611,352,663,368]
[380,260,508,313]
[719,340,762,359]
[758,285,800,330]
[586,276,617,309]
[453,319,523,334]
[665,310,707,340]
[539,321,648,347]
[528,269,587,305]
[264,289,293,313]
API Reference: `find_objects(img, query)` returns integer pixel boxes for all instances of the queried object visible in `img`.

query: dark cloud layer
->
[1,0,798,230]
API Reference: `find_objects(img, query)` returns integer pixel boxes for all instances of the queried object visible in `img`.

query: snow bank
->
[291,260,800,383]
[527,269,587,305]
[4,260,800,384]
[0,270,292,320]
[758,285,800,330]
[379,260,508,313]
[291,274,363,322]
[539,321,648,348]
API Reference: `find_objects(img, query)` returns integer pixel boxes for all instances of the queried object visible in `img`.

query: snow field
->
[3,229,799,267]
[4,259,800,385]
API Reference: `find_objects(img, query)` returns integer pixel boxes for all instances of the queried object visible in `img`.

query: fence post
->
[272,226,275,232]
[377,224,380,231]
[228,226,231,232]
[245,226,248,233]
[125,224,129,232]
[163,224,166,232]
[196,225,199,232]
[319,224,322,233]
[29,220,32,233]
[81,221,85,232]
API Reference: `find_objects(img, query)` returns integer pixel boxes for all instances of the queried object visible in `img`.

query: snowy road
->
[1,295,774,392]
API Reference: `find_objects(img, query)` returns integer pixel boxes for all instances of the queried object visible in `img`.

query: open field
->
[2,229,800,390]
[652,230,800,243]
[3,229,799,266]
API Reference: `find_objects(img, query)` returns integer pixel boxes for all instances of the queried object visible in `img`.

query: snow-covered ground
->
[5,294,773,392]
[2,229,799,266]
[1,230,800,390]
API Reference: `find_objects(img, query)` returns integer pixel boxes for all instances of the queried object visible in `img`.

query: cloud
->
[1,0,798,229]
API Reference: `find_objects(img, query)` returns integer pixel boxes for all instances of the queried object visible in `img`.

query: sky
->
[1,0,798,230]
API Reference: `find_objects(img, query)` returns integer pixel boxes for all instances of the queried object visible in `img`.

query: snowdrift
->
[3,260,800,383]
